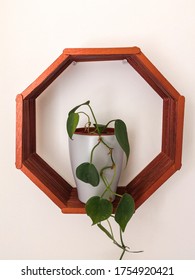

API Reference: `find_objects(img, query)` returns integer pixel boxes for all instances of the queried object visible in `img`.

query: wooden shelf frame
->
[15,47,185,213]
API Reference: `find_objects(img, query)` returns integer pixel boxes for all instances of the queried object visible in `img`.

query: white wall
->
[1,0,195,260]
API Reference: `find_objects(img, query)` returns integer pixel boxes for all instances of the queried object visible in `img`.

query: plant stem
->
[87,103,100,134]
[100,167,121,199]
[99,136,122,199]
[100,138,115,166]
[119,249,126,260]
[78,111,91,124]
[107,219,114,240]
[99,220,127,252]
[120,227,125,248]
[90,141,101,164]
[104,119,117,130]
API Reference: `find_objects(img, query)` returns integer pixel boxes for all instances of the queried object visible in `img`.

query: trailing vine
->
[67,100,142,259]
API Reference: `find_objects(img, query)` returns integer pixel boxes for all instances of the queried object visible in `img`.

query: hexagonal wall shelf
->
[16,47,185,213]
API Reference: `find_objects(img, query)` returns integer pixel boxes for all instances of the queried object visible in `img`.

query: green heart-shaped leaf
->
[115,119,130,164]
[115,193,135,232]
[86,196,113,225]
[76,162,100,186]
[66,112,79,139]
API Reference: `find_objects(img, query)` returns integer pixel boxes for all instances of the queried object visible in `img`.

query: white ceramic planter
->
[68,128,124,203]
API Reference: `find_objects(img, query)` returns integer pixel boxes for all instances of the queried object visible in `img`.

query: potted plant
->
[67,100,142,259]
